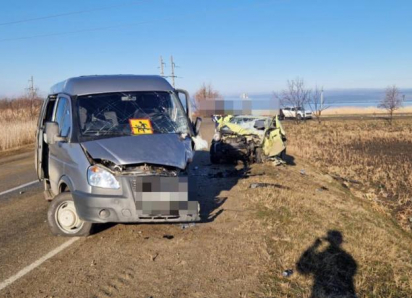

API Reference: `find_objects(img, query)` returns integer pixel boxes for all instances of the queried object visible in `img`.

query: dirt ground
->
[1,119,412,298]
[0,120,269,298]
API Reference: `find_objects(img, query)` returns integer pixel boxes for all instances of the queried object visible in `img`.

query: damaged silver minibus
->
[35,75,202,236]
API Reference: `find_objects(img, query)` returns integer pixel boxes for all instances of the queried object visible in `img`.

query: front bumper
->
[72,175,200,223]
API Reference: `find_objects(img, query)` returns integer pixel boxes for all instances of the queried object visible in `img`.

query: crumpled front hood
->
[81,134,193,169]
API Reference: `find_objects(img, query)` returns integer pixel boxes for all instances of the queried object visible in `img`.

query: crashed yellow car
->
[210,115,286,164]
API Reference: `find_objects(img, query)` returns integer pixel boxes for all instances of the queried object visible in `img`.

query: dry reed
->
[0,98,41,151]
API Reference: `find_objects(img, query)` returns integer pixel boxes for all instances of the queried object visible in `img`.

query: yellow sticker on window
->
[129,119,153,135]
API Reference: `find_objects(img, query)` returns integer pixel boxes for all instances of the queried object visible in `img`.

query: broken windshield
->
[77,91,190,139]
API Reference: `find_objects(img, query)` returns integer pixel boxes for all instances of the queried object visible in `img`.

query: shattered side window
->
[55,97,71,137]
[77,92,190,139]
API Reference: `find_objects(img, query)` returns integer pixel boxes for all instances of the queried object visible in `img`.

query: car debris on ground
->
[249,183,289,190]
[282,269,294,277]
[316,186,329,192]
[180,222,196,230]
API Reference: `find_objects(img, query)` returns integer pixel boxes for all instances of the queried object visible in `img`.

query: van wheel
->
[210,151,220,164]
[47,193,92,237]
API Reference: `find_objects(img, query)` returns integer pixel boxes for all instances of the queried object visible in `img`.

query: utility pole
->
[159,56,166,77]
[26,76,37,117]
[170,55,177,88]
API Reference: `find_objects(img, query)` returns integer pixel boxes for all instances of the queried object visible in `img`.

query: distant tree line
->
[0,96,43,119]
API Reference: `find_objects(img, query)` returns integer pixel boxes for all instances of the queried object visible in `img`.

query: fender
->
[58,175,75,193]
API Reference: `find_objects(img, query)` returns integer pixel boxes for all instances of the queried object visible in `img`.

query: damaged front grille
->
[99,159,182,177]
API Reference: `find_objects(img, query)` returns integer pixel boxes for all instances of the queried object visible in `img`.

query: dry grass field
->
[284,118,412,231]
[242,161,412,297]
[0,98,41,151]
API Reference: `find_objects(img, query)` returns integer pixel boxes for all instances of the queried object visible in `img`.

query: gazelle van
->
[35,75,202,236]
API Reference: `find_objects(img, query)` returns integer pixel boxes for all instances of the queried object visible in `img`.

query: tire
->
[280,148,287,160]
[297,114,302,121]
[210,154,220,164]
[210,147,220,164]
[47,192,92,237]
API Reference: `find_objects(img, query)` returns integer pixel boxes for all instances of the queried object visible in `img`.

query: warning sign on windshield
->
[129,119,153,135]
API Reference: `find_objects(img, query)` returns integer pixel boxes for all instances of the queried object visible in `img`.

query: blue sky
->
[0,0,411,97]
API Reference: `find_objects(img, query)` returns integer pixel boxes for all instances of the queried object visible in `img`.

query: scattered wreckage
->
[35,75,206,236]
[210,114,287,165]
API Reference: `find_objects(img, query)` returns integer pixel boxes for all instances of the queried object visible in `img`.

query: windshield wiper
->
[82,130,129,136]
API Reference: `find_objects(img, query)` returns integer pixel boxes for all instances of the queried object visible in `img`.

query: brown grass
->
[284,118,412,231]
[242,161,412,297]
[0,98,41,151]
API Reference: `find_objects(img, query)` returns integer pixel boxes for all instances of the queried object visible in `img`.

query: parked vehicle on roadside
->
[35,75,202,236]
[210,115,286,164]
[281,107,312,120]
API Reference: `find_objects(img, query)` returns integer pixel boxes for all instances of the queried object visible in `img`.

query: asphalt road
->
[0,119,263,298]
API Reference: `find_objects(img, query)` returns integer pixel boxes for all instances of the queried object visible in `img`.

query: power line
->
[0,18,159,42]
[0,0,150,26]
[0,0,278,43]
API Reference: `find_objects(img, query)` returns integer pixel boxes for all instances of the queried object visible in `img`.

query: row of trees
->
[277,78,405,124]
[192,80,406,124]
[192,79,330,122]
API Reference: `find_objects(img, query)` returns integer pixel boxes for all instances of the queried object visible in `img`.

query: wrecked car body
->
[35,75,202,236]
[210,115,286,164]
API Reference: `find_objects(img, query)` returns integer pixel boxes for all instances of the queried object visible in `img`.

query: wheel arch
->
[58,176,75,194]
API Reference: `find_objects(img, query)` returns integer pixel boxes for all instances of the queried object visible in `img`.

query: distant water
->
[221,89,412,111]
[322,89,412,107]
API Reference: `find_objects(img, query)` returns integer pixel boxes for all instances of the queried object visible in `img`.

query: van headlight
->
[87,165,120,189]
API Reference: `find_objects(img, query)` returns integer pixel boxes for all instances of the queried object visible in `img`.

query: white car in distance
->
[281,107,312,120]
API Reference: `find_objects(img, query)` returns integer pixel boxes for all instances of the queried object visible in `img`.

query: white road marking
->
[0,180,39,197]
[0,237,79,292]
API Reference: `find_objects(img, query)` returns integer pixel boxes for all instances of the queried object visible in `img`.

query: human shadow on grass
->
[296,230,357,298]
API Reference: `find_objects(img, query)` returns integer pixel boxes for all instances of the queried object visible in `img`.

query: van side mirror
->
[45,122,66,144]
[193,117,202,135]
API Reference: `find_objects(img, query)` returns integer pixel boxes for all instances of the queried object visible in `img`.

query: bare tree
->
[194,83,222,116]
[378,85,404,124]
[309,86,329,124]
[194,83,221,102]
[278,78,312,122]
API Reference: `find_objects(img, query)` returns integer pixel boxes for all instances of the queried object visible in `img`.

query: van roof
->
[49,75,174,96]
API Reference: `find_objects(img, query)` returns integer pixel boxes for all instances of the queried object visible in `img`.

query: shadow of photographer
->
[296,230,357,298]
